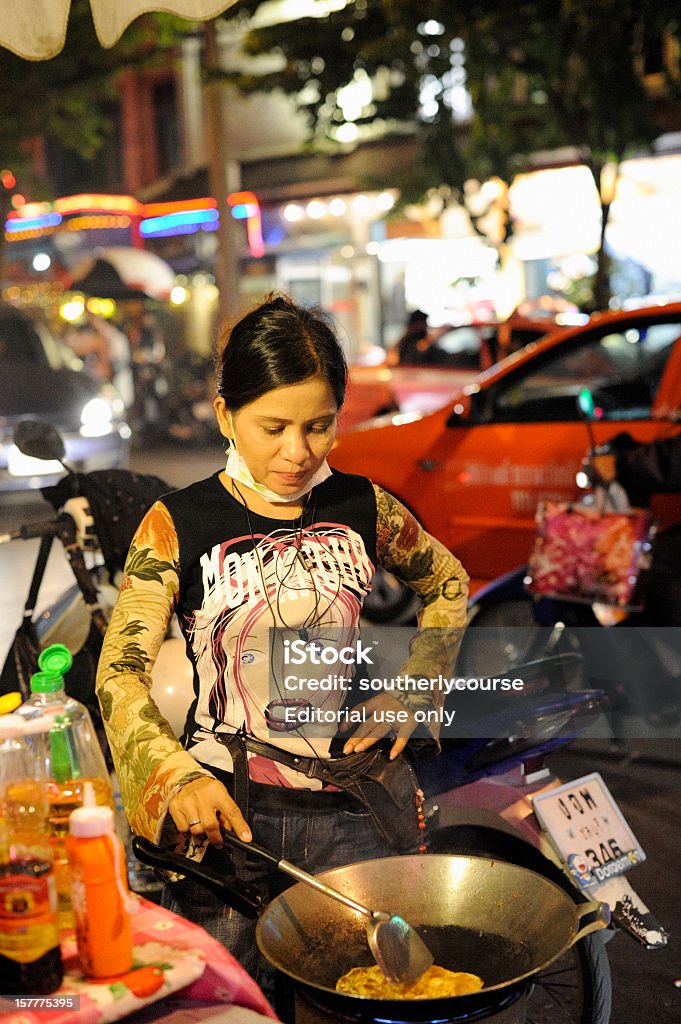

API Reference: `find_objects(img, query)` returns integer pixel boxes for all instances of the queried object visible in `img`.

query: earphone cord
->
[230,479,340,760]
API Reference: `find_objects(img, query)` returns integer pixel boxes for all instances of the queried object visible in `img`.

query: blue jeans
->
[161,793,400,984]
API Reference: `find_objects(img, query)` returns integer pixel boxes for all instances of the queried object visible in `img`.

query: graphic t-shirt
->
[96,468,469,844]
[162,471,378,785]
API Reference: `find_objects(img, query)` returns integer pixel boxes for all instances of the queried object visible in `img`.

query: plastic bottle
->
[66,781,134,979]
[0,714,64,994]
[17,643,113,930]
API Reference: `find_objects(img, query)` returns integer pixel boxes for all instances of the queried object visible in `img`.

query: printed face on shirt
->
[214,376,338,498]
[190,526,368,744]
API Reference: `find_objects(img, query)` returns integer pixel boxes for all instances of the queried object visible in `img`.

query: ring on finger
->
[188,818,203,828]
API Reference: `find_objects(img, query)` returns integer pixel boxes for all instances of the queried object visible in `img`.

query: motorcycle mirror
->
[577,388,598,450]
[13,420,66,463]
[577,387,596,420]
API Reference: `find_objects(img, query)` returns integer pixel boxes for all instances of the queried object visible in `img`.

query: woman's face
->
[215,376,338,497]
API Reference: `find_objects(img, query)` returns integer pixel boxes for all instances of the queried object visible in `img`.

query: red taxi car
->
[331,303,681,596]
[340,316,562,431]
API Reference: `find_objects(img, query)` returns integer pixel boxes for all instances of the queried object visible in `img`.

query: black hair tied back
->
[216,293,347,412]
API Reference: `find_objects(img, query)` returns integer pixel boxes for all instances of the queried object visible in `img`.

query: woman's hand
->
[169,776,252,848]
[339,693,418,760]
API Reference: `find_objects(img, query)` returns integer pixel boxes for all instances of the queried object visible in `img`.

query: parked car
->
[331,303,681,602]
[0,303,130,491]
[341,314,564,430]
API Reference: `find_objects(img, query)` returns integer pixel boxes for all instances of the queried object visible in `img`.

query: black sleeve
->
[615,434,681,506]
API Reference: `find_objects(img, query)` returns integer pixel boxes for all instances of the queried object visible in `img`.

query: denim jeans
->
[161,793,400,985]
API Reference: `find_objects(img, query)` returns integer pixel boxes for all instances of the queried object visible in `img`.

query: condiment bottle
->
[0,714,64,994]
[67,781,134,978]
[17,643,113,930]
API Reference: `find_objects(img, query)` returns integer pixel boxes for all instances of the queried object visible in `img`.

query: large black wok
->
[256,854,609,1019]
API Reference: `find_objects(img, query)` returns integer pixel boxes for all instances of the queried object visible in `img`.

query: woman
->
[96,295,468,978]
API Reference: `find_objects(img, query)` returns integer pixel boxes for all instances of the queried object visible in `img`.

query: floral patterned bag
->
[525,499,656,610]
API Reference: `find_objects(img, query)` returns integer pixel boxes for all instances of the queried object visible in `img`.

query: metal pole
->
[202,20,241,324]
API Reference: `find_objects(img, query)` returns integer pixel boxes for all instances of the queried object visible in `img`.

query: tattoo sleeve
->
[373,485,469,732]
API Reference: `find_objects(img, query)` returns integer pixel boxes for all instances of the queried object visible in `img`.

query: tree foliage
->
[0,0,189,185]
[230,0,680,181]
[228,0,681,306]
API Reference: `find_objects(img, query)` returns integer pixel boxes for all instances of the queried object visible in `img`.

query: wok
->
[256,854,609,1018]
[132,841,609,1019]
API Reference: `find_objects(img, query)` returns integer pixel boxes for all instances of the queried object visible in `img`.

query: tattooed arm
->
[95,500,213,845]
[342,487,468,755]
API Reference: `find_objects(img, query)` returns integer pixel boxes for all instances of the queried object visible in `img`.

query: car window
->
[491,321,681,422]
[427,325,489,368]
[0,310,50,365]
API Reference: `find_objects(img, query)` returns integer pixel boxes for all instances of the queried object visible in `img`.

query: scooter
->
[0,420,178,722]
[0,418,193,890]
[133,650,666,1024]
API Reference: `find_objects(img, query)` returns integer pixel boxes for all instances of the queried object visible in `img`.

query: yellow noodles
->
[336,964,484,1000]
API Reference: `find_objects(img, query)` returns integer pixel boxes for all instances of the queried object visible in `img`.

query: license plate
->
[532,772,645,889]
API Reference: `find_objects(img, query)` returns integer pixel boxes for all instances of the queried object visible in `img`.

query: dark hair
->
[408,309,428,326]
[215,295,347,410]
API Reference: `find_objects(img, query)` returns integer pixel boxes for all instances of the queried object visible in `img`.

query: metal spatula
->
[222,830,433,984]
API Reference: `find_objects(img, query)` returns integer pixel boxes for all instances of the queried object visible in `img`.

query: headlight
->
[80,397,114,437]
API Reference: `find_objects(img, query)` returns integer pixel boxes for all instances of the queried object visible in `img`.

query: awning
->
[1,1,238,60]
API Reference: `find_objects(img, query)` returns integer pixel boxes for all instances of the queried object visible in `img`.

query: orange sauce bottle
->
[66,782,134,978]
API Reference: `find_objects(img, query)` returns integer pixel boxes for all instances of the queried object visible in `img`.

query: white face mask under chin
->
[224,444,332,504]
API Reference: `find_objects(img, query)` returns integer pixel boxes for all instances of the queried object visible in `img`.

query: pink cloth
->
[0,897,278,1024]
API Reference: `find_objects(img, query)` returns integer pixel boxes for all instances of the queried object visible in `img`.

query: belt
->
[219,732,343,782]
[207,735,363,815]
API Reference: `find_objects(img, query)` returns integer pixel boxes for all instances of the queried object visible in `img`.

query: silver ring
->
[188,818,202,828]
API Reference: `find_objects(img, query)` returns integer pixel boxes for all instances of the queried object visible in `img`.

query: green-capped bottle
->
[17,645,112,932]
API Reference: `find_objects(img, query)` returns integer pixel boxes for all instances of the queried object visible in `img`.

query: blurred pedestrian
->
[65,312,134,408]
[593,432,681,626]
[390,309,432,365]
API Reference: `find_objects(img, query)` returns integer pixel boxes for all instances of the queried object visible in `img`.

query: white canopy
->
[2,1,239,60]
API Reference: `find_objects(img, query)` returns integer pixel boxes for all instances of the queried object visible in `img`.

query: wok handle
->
[572,900,612,943]
[131,836,265,919]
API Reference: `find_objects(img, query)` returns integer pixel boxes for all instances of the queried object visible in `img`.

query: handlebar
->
[0,517,68,544]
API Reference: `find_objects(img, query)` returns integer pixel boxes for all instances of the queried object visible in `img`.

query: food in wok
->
[336,963,484,999]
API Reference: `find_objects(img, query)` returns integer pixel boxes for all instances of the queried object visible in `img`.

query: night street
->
[0,441,679,1022]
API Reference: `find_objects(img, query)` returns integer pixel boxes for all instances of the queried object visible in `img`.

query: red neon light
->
[227,191,264,258]
[246,211,265,258]
[227,190,259,208]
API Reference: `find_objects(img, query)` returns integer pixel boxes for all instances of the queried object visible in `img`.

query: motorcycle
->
[0,419,191,888]
[133,647,668,1023]
[0,420,183,719]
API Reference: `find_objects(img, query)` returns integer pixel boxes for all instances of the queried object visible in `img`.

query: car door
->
[428,313,681,586]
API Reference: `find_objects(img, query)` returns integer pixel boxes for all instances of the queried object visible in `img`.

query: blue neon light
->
[140,209,219,236]
[230,204,258,220]
[6,212,62,232]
